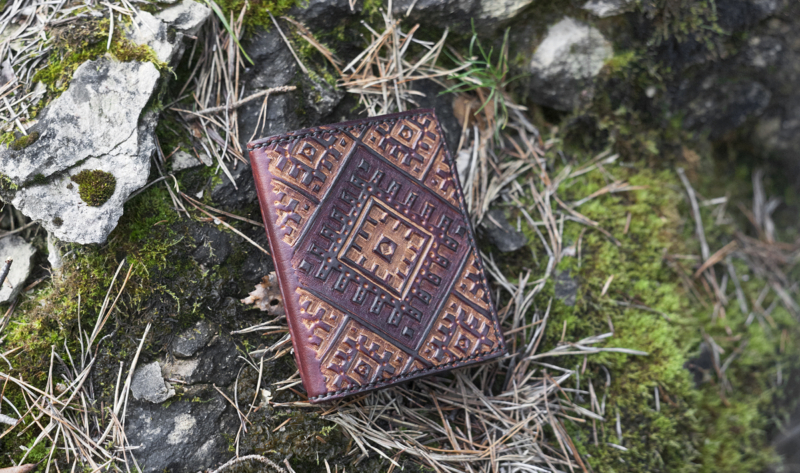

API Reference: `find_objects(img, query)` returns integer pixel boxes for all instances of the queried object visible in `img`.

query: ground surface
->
[1,0,800,472]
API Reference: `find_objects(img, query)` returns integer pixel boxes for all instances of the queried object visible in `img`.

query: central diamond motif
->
[340,197,434,299]
[375,237,397,261]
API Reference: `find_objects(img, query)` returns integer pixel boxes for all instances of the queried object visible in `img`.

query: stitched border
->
[246,113,433,151]
[310,345,505,401]
[249,110,507,401]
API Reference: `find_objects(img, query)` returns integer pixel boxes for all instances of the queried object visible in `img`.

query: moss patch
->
[8,131,40,151]
[33,17,167,99]
[70,169,116,206]
[216,0,299,35]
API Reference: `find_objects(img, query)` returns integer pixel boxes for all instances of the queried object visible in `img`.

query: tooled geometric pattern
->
[272,181,317,246]
[455,251,491,311]
[423,146,460,207]
[340,197,434,298]
[419,294,499,365]
[297,288,347,358]
[257,112,503,396]
[320,319,411,393]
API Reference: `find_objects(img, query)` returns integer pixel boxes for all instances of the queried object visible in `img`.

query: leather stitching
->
[309,345,505,401]
[246,113,433,151]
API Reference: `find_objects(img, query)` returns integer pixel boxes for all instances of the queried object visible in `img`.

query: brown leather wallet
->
[248,109,506,402]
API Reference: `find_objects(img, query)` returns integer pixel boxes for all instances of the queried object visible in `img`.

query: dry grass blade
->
[0,259,144,470]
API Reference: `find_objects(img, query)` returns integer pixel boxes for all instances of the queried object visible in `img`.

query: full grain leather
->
[248,109,506,402]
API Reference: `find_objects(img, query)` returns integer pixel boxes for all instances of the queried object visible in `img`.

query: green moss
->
[0,173,19,193]
[216,0,300,34]
[504,115,793,471]
[70,169,116,206]
[8,131,40,151]
[604,50,638,73]
[33,18,167,99]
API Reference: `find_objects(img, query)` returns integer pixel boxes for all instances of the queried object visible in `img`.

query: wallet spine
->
[249,145,326,400]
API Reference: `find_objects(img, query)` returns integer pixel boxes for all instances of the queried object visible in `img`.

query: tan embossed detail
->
[454,251,490,311]
[360,118,441,180]
[408,359,426,374]
[272,181,316,246]
[423,147,459,207]
[420,294,498,366]
[340,197,434,298]
[297,288,347,358]
[320,319,410,392]
[267,132,356,198]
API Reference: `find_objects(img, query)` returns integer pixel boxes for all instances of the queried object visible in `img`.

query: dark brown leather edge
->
[249,144,328,399]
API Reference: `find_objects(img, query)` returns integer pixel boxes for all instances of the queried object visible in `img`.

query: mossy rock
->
[70,169,116,206]
[8,131,40,151]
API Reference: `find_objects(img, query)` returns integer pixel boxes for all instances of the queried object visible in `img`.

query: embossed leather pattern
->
[248,109,506,402]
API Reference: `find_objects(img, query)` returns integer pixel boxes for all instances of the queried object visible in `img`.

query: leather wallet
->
[248,109,506,402]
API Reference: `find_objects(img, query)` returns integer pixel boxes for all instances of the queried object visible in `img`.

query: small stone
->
[528,17,613,111]
[391,0,532,33]
[172,320,214,358]
[0,235,36,303]
[131,361,175,404]
[554,270,578,307]
[680,78,771,138]
[481,208,527,253]
[170,150,204,172]
[155,0,211,36]
[582,0,635,18]
[288,0,361,30]
[125,385,238,471]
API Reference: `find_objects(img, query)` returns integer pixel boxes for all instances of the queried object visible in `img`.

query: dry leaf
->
[241,272,284,316]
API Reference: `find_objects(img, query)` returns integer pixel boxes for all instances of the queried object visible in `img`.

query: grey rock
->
[0,59,14,87]
[528,17,613,111]
[582,0,635,17]
[172,320,214,358]
[241,253,274,284]
[1,60,158,185]
[481,208,527,253]
[717,0,783,31]
[681,78,771,138]
[391,0,533,32]
[131,361,175,404]
[288,0,361,29]
[128,1,209,66]
[46,232,62,270]
[127,11,180,64]
[190,224,232,266]
[156,0,211,35]
[554,270,578,307]
[302,76,345,123]
[754,101,800,162]
[238,27,301,151]
[125,385,238,472]
[743,35,784,68]
[169,150,204,172]
[210,161,258,210]
[474,0,535,23]
[0,235,35,303]
[0,4,208,245]
[164,336,239,386]
[5,57,159,245]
